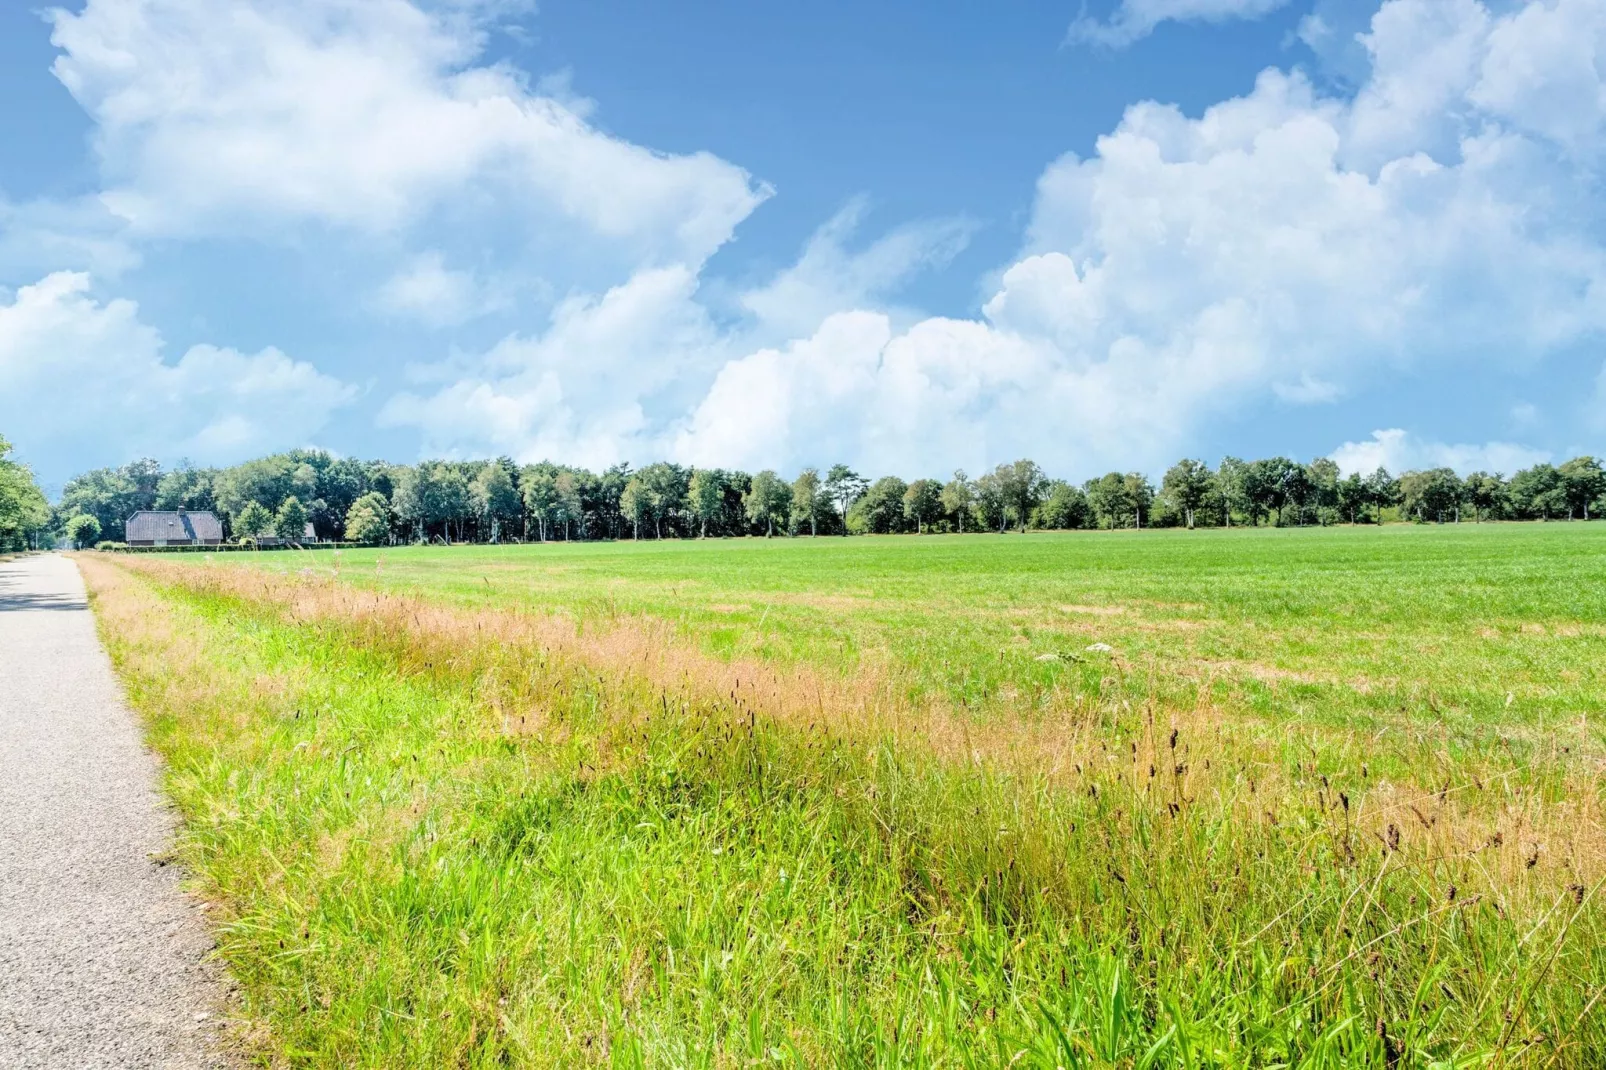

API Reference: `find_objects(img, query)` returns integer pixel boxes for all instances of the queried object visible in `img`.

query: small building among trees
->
[125,509,224,547]
[252,521,318,547]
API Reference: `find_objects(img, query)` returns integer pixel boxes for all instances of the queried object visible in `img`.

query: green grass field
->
[82,524,1606,1067]
[227,523,1605,731]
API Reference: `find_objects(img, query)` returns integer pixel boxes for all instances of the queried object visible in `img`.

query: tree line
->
[0,434,51,551]
[50,447,1606,548]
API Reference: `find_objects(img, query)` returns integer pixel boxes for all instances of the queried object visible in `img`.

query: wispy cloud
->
[1067,0,1293,48]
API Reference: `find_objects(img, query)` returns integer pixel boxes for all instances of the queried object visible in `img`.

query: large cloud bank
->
[670,0,1606,476]
[4,0,1604,483]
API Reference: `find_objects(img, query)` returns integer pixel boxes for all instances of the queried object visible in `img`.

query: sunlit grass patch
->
[81,536,1606,1067]
[201,523,1606,732]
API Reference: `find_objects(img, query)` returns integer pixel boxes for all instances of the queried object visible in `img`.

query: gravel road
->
[0,555,226,1068]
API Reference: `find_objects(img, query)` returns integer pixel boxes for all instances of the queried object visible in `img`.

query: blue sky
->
[1,0,1602,493]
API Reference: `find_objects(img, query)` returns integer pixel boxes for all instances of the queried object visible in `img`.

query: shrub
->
[65,513,101,549]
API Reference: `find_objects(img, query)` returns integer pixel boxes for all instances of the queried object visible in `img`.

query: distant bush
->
[95,540,127,551]
[65,513,102,549]
[344,492,393,546]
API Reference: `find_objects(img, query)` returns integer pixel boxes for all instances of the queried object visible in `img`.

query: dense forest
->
[46,447,1606,548]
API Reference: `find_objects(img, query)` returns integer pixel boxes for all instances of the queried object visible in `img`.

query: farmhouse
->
[125,509,224,547]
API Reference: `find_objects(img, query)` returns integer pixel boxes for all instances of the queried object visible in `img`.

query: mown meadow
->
[80,523,1606,1067]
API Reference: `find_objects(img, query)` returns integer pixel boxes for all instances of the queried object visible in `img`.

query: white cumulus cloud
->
[673,311,1073,477]
[48,0,769,268]
[376,201,975,466]
[378,265,724,467]
[673,0,1606,479]
[0,273,354,486]
[1330,428,1551,476]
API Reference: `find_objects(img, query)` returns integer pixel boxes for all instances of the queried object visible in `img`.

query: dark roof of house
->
[125,510,224,542]
[255,522,317,543]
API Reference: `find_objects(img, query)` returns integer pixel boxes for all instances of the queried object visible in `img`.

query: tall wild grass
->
[82,554,1606,1067]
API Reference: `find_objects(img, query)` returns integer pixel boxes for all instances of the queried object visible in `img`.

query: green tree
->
[1337,472,1369,524]
[553,470,584,539]
[940,471,975,533]
[520,463,560,541]
[1245,457,1299,525]
[1364,467,1400,522]
[291,462,319,502]
[619,478,649,540]
[361,461,396,502]
[719,471,752,535]
[433,465,472,543]
[1304,458,1340,525]
[65,513,101,549]
[154,465,218,513]
[1280,464,1316,525]
[1398,468,1463,523]
[972,470,1008,532]
[1216,456,1250,527]
[123,457,162,512]
[1123,473,1155,528]
[848,476,909,534]
[390,466,427,543]
[215,455,296,524]
[234,500,273,539]
[790,468,826,536]
[637,463,689,539]
[1161,459,1214,529]
[392,461,473,543]
[689,469,726,537]
[744,470,790,536]
[1082,472,1154,530]
[1084,472,1134,529]
[1035,481,1090,529]
[996,460,1047,532]
[1558,456,1604,520]
[0,435,50,550]
[1464,472,1507,522]
[591,464,631,539]
[58,466,144,541]
[274,495,310,540]
[316,457,372,538]
[1508,464,1566,520]
[824,465,868,535]
[343,492,392,546]
[902,479,943,534]
[470,461,522,543]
